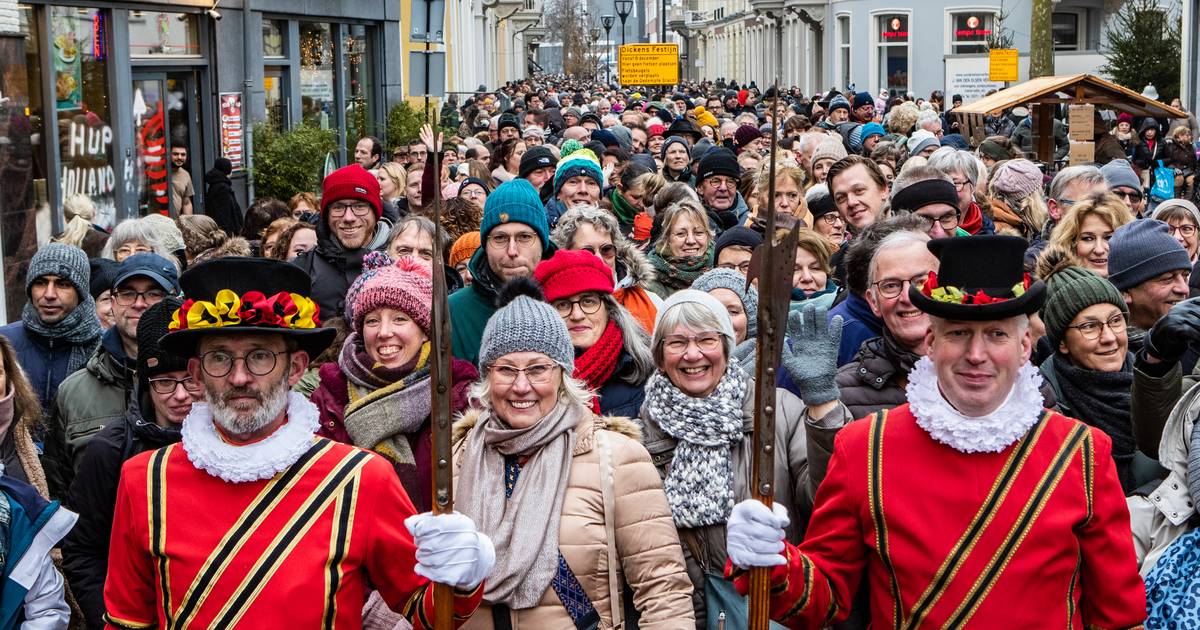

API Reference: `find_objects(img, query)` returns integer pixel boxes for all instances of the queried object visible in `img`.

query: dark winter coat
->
[834,331,920,419]
[1132,121,1164,175]
[61,388,180,629]
[203,168,243,236]
[828,292,883,367]
[594,351,647,418]
[291,216,391,320]
[0,321,92,413]
[1164,139,1197,177]
[43,328,135,499]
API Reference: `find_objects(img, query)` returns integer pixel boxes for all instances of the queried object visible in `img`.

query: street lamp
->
[601,15,614,85]
[589,26,602,81]
[615,0,632,47]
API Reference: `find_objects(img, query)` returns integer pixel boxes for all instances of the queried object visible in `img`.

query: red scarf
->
[573,320,624,414]
[960,201,984,235]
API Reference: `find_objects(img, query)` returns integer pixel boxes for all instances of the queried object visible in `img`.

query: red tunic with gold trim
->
[103,438,483,629]
[728,404,1146,629]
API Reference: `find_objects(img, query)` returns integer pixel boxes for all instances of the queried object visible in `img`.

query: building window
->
[299,22,334,129]
[838,15,850,89]
[50,6,117,227]
[877,14,909,94]
[343,25,373,153]
[1052,12,1082,51]
[263,19,285,58]
[128,10,200,56]
[264,66,288,129]
[949,11,994,55]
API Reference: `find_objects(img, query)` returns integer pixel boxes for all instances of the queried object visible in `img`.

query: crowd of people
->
[4,75,1200,628]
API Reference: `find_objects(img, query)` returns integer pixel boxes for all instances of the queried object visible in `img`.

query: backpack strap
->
[597,429,624,629]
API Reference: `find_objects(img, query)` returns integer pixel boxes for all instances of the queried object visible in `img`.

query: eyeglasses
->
[718,260,752,274]
[487,231,538,249]
[148,376,203,395]
[114,288,167,306]
[328,202,374,218]
[199,349,287,378]
[912,210,959,232]
[490,363,559,385]
[1168,224,1198,237]
[872,274,929,299]
[393,152,409,160]
[552,294,604,317]
[661,332,724,356]
[704,177,736,190]
[817,213,844,226]
[579,243,616,258]
[1112,189,1144,203]
[951,180,972,192]
[115,245,151,258]
[1066,312,1127,341]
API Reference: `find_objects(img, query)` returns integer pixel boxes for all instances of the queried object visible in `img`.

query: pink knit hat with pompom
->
[347,252,434,334]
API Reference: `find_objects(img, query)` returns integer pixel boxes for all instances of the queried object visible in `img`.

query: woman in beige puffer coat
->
[453,409,695,629]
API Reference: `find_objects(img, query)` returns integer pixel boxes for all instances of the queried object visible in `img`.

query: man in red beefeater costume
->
[724,235,1146,629]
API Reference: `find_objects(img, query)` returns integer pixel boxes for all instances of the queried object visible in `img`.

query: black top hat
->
[910,235,1045,321]
[665,118,702,141]
[161,257,336,358]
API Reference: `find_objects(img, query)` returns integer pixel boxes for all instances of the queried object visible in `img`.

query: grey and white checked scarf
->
[644,359,749,528]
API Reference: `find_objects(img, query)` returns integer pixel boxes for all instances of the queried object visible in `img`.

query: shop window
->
[50,6,116,228]
[264,66,288,130]
[949,11,994,55]
[1052,12,1082,51]
[299,22,334,129]
[837,15,850,90]
[876,14,908,94]
[343,25,373,151]
[128,10,200,56]
[263,19,285,58]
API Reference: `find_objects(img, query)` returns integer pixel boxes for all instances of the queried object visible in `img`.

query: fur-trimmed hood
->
[193,236,253,264]
[614,237,656,291]
[452,407,642,455]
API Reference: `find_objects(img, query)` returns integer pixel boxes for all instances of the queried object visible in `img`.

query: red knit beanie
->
[534,249,616,303]
[351,256,434,334]
[321,165,382,218]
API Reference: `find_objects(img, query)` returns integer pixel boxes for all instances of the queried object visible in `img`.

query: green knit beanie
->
[1040,265,1128,350]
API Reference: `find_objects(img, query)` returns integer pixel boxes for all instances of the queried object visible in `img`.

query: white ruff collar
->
[181,392,320,483]
[906,356,1044,454]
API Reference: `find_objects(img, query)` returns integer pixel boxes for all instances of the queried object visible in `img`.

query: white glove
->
[405,511,496,591]
[726,500,790,569]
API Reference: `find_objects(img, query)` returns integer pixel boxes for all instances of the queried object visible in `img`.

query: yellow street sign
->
[988,48,1019,82]
[618,44,679,86]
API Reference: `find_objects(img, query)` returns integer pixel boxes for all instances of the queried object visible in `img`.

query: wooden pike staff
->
[426,119,456,630]
[747,80,802,630]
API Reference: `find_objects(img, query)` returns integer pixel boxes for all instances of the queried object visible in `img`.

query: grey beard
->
[208,374,290,437]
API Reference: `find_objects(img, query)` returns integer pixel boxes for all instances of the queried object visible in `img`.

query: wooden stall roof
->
[954,73,1188,119]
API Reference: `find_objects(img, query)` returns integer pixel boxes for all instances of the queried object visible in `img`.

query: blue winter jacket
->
[0,323,80,414]
[595,352,647,418]
[828,292,883,368]
[0,475,76,630]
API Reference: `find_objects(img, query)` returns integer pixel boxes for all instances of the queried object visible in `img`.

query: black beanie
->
[696,148,740,186]
[518,145,558,179]
[497,113,520,134]
[808,191,838,221]
[137,297,189,393]
[714,226,763,261]
[890,179,960,213]
[88,258,120,300]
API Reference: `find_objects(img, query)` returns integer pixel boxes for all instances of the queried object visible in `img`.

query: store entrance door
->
[131,70,202,216]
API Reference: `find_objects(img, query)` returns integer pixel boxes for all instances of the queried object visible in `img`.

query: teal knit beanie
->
[1040,265,1128,350]
[480,179,550,250]
[553,147,604,196]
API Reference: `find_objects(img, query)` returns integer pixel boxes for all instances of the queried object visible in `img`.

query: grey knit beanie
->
[1040,266,1128,350]
[27,243,90,297]
[690,268,759,338]
[479,295,575,370]
[1108,219,1192,291]
[1100,159,1142,192]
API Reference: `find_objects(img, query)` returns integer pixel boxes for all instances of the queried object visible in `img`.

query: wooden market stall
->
[951,73,1188,165]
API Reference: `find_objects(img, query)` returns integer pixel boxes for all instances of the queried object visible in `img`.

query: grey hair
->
[101,217,179,268]
[889,165,951,203]
[469,369,595,412]
[387,214,450,255]
[600,293,656,385]
[917,110,941,130]
[867,230,931,288]
[1047,165,1105,202]
[651,300,734,367]
[654,199,712,257]
[551,204,625,249]
[926,147,980,186]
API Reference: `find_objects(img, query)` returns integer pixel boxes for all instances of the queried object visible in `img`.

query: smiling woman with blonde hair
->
[645,200,714,298]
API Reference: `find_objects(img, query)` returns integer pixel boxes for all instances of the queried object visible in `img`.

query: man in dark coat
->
[202,157,243,236]
[292,164,392,319]
[60,298,197,629]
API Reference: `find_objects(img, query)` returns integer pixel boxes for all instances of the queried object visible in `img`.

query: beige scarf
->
[456,401,585,608]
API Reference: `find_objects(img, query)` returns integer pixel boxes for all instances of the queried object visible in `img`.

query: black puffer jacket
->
[291,216,391,319]
[835,331,920,419]
[61,388,182,630]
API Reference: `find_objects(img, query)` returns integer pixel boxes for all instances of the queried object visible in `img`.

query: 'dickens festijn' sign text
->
[618,44,679,86]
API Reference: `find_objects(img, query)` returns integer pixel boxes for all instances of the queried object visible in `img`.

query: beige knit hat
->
[811,138,848,166]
